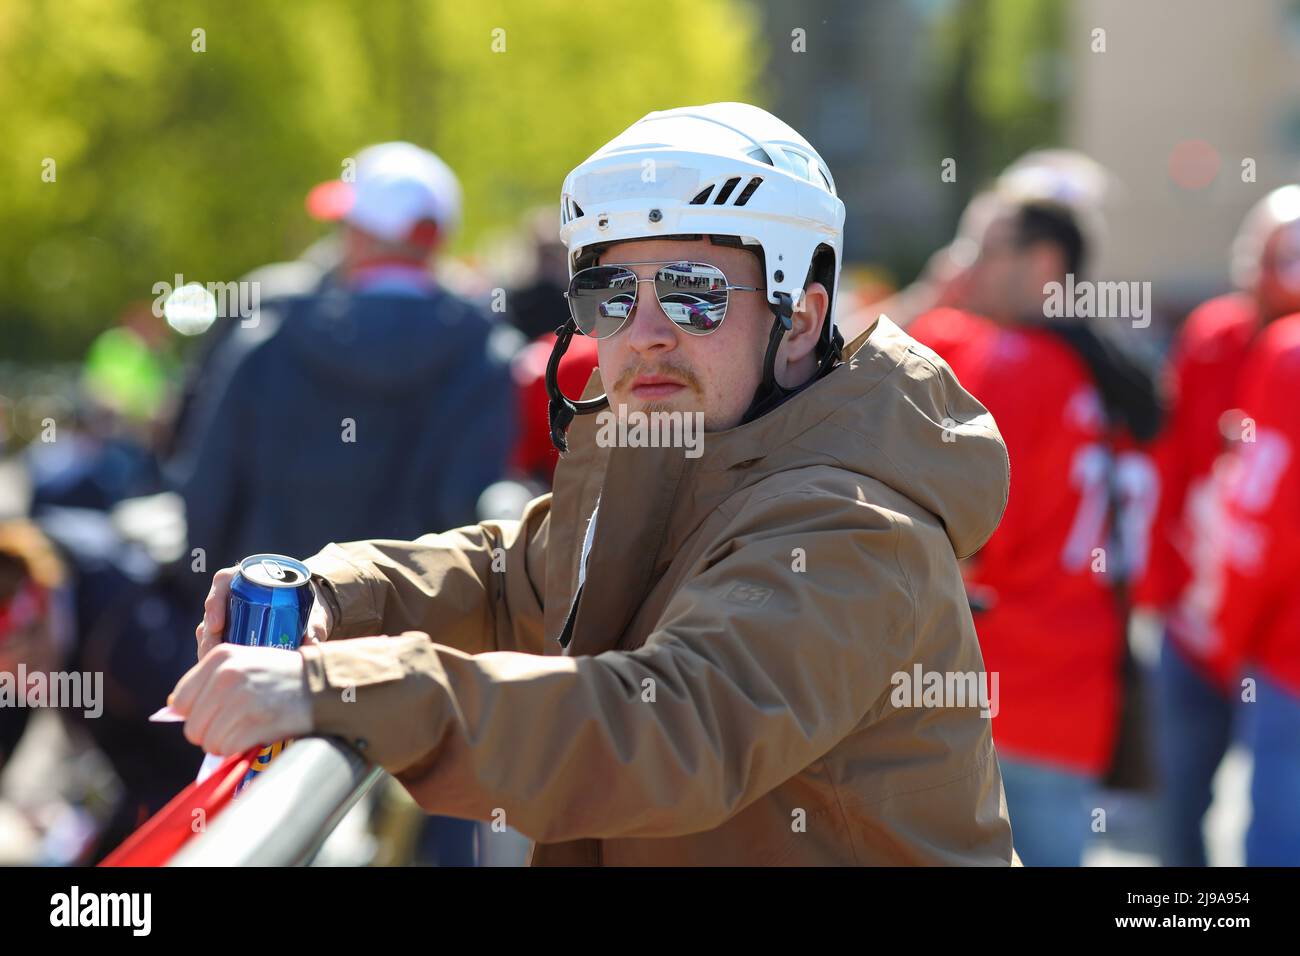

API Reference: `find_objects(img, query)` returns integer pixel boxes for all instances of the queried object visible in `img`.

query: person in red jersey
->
[1142,184,1300,866]
[945,194,1163,866]
[1206,311,1300,865]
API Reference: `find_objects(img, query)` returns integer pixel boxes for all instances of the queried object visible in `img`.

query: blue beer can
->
[226,554,313,651]
[225,554,314,793]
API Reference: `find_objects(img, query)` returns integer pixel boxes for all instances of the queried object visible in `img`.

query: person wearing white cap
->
[305,141,463,295]
[164,143,468,463]
[174,133,515,604]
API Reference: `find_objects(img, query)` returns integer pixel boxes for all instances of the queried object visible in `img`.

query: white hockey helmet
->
[560,102,844,324]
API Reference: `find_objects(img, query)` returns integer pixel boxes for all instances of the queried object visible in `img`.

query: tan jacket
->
[300,317,1017,865]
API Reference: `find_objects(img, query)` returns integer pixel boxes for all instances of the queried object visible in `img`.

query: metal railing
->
[169,736,384,866]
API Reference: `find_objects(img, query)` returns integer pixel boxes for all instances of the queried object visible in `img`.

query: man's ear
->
[782,281,830,363]
[772,281,830,388]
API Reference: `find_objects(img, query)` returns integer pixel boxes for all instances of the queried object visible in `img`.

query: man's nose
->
[625,279,678,354]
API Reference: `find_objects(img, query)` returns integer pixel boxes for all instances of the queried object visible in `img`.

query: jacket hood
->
[271,289,496,393]
[570,316,1009,560]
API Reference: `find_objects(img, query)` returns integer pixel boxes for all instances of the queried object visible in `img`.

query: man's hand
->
[169,644,314,756]
[195,566,335,659]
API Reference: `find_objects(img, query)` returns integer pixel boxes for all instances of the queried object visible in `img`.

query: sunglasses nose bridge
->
[625,274,680,339]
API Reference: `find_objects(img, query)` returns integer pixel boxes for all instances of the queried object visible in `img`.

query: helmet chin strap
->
[739,292,844,425]
[546,319,608,453]
[544,293,844,453]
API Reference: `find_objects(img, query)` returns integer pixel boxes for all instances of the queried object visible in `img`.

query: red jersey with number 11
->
[912,313,1157,774]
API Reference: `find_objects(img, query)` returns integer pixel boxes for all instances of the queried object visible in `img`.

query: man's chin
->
[641,399,689,416]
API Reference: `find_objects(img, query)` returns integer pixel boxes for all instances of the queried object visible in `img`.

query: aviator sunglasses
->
[564,260,767,339]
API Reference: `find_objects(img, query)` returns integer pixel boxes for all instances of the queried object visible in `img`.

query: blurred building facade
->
[755,0,953,278]
[1067,0,1300,306]
[756,0,1300,322]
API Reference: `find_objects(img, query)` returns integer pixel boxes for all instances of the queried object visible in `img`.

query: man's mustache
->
[612,361,702,394]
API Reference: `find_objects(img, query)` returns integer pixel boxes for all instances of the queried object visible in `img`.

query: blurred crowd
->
[1,138,1297,866]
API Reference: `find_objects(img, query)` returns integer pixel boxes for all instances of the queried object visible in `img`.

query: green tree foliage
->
[0,0,760,360]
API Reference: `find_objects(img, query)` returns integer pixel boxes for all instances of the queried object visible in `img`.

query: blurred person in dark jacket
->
[159,233,342,463]
[169,142,516,579]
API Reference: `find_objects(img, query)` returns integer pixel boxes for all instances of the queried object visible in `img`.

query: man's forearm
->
[301,493,551,656]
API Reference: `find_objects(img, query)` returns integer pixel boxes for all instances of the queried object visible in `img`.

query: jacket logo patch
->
[724,582,774,608]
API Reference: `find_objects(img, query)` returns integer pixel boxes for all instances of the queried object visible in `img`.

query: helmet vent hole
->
[733,177,763,206]
[713,177,741,204]
[690,185,715,205]
[571,201,584,219]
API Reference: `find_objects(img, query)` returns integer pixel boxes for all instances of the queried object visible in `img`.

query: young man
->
[171,103,1017,865]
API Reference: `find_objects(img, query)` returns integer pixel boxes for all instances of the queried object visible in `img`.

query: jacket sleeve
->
[301,492,550,658]
[299,490,915,843]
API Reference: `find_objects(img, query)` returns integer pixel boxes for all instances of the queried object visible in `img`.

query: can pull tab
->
[261,559,286,582]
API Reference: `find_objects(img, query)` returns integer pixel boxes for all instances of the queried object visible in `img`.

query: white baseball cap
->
[306,141,462,246]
